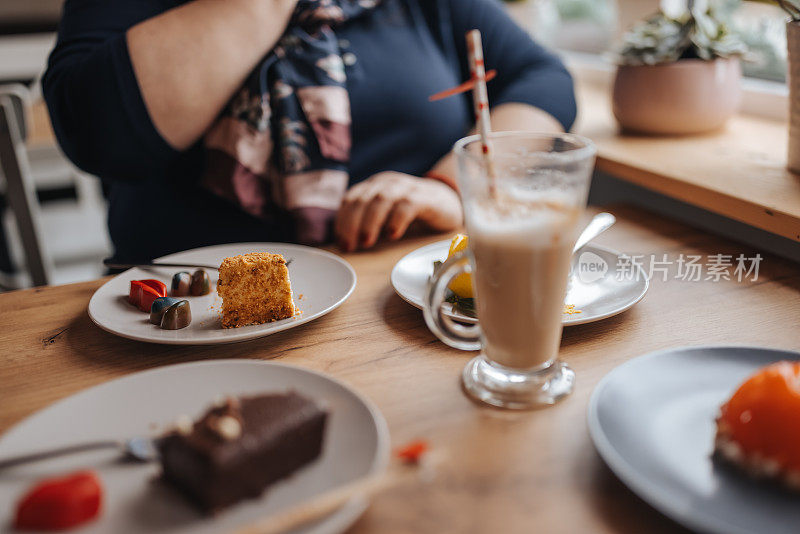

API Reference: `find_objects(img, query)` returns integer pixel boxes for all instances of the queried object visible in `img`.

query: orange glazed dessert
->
[715,361,800,488]
[217,253,296,328]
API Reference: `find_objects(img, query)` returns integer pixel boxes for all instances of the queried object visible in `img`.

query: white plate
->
[390,240,648,326]
[588,346,800,534]
[0,359,389,534]
[89,243,356,345]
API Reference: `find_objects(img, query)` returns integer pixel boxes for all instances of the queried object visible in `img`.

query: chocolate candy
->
[190,269,210,296]
[160,300,191,330]
[150,297,180,325]
[129,279,167,312]
[171,272,192,297]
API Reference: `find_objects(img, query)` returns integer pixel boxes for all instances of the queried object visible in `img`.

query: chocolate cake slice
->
[157,392,328,513]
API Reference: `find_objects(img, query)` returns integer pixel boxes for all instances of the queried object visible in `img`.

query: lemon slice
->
[446,234,473,299]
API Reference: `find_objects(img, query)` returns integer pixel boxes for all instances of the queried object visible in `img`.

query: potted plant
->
[612,0,748,135]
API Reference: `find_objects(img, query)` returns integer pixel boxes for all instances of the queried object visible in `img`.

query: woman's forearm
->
[127,0,297,150]
[430,102,564,185]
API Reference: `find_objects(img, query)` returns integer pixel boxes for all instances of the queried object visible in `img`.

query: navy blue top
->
[43,0,576,261]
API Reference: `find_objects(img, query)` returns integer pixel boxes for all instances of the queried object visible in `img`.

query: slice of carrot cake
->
[217,253,296,328]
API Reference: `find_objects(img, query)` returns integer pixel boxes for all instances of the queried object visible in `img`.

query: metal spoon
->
[573,212,616,254]
[0,437,158,470]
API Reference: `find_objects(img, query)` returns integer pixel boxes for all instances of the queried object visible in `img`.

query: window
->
[507,0,789,83]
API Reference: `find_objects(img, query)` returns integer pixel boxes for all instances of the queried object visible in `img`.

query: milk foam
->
[466,195,580,248]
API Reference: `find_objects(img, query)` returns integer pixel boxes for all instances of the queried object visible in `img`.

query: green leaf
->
[617,7,747,65]
[446,294,477,318]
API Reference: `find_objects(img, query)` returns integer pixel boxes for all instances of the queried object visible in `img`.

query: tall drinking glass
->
[424,132,596,409]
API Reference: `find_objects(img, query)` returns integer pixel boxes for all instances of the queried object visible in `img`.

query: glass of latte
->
[424,132,596,409]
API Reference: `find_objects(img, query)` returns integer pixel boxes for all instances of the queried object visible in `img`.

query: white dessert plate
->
[0,359,389,534]
[588,346,800,534]
[390,240,648,326]
[88,243,356,345]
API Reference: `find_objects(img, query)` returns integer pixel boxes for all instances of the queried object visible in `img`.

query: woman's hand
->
[334,172,462,252]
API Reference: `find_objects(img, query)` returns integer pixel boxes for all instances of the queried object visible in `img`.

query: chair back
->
[0,84,53,286]
[0,84,29,140]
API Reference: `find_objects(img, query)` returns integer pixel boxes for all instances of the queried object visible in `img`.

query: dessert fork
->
[103,259,293,270]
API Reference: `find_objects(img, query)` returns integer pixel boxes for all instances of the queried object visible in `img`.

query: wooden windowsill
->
[574,82,800,243]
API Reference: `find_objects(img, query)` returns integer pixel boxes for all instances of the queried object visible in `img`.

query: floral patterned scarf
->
[202,0,380,244]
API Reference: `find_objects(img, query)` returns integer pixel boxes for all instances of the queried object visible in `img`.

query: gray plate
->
[390,240,648,326]
[588,346,800,534]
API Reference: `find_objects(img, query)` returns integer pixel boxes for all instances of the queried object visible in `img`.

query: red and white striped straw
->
[465,29,497,196]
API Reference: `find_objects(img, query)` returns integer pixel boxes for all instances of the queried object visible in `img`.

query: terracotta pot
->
[787,21,800,173]
[612,57,742,135]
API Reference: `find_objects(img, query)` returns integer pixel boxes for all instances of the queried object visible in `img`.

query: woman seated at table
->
[43,0,575,260]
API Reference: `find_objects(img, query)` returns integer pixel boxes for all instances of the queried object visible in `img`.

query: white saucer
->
[390,239,648,326]
[88,243,356,345]
[0,359,389,534]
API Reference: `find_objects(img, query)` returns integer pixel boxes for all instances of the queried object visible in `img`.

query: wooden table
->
[2,205,800,533]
